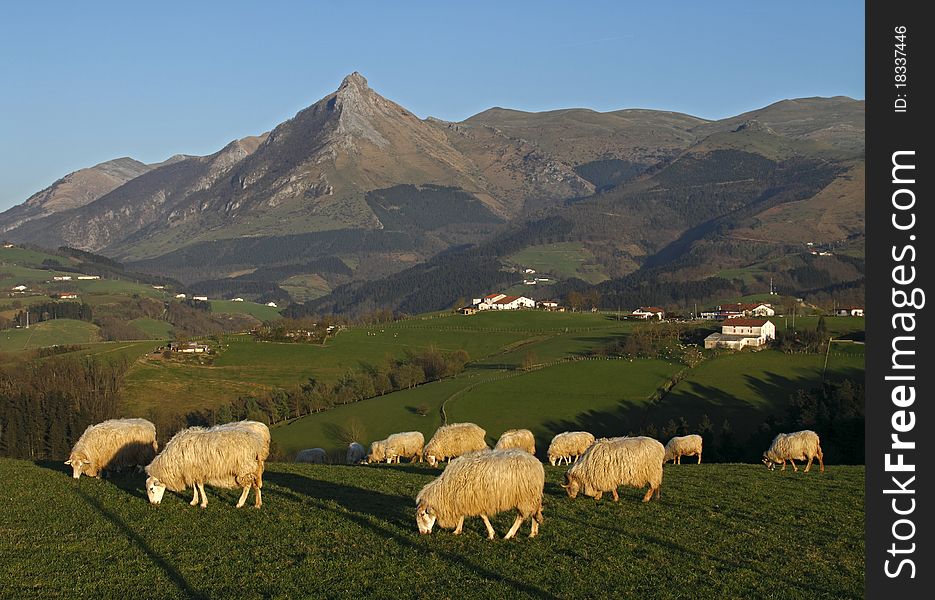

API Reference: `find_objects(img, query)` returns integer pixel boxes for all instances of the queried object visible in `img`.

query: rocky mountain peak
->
[733,119,776,135]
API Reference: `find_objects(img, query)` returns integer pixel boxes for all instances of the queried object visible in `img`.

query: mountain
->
[0,157,151,234]
[1,75,864,312]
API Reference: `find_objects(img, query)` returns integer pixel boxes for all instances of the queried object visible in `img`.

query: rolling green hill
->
[0,459,863,599]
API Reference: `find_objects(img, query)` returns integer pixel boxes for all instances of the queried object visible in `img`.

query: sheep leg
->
[611,488,619,502]
[190,486,200,506]
[697,452,702,464]
[504,515,524,540]
[480,515,497,540]
[253,485,262,509]
[642,486,655,503]
[197,483,208,509]
[453,516,464,535]
[817,449,825,472]
[529,517,539,538]
[235,485,250,508]
[780,459,787,471]
[594,491,602,501]
[804,456,813,473]
[789,458,798,472]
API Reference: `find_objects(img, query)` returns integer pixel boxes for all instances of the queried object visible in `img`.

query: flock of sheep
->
[66,417,825,540]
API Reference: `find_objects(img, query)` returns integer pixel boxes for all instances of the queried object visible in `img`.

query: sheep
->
[663,434,703,464]
[145,426,265,509]
[415,449,544,540]
[346,442,367,464]
[209,420,270,486]
[547,431,595,466]
[562,436,664,503]
[295,448,327,464]
[365,439,388,464]
[423,422,489,467]
[385,431,425,463]
[762,430,824,472]
[66,418,158,479]
[494,429,536,455]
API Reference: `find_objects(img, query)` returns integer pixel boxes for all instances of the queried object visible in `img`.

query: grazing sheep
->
[295,448,327,464]
[385,431,424,463]
[664,434,703,464]
[563,436,664,503]
[210,420,270,486]
[423,423,489,467]
[495,429,536,455]
[416,449,544,540]
[66,418,158,479]
[366,439,388,464]
[145,426,264,509]
[346,442,367,465]
[547,431,595,466]
[762,430,824,472]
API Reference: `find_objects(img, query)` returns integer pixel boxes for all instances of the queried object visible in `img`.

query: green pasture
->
[0,459,864,599]
[0,319,100,351]
[209,300,281,321]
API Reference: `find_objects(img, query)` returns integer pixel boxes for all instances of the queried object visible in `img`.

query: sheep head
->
[145,476,167,505]
[425,454,438,467]
[561,472,580,499]
[415,502,437,534]
[762,455,777,470]
[64,453,90,479]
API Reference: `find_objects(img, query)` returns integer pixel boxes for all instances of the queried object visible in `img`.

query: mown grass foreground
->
[0,459,863,599]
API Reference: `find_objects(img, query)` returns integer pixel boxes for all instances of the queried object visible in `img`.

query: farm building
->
[701,303,774,320]
[266,302,278,307]
[168,341,210,354]
[175,293,187,299]
[835,307,864,317]
[12,285,27,292]
[473,294,536,310]
[77,275,100,280]
[52,275,72,281]
[537,300,559,310]
[704,319,776,350]
[459,307,478,315]
[631,306,665,320]
[232,297,244,302]
[50,293,79,300]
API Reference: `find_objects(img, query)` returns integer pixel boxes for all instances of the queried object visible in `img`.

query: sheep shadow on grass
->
[33,459,149,500]
[264,471,560,599]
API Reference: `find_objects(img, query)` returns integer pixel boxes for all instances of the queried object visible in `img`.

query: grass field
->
[506,241,608,284]
[0,319,100,351]
[208,300,281,321]
[0,458,863,599]
[130,317,175,339]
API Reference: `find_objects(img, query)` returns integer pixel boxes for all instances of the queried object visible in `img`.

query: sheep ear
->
[64,459,72,465]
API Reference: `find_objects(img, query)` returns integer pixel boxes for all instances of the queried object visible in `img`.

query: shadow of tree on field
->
[264,471,559,599]
[75,488,206,599]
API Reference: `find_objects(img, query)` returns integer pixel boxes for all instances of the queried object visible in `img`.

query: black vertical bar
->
[866,0,930,596]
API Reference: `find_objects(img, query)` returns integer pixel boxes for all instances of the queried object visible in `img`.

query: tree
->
[567,291,584,312]
[816,315,828,339]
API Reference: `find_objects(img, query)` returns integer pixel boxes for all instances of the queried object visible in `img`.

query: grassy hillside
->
[0,459,863,599]
[0,318,100,351]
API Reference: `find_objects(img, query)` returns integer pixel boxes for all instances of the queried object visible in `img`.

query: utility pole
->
[25,309,29,329]
[822,337,835,383]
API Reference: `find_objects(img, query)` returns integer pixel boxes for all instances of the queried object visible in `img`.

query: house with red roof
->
[704,318,776,350]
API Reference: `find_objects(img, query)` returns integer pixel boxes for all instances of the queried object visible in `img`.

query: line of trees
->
[12,301,93,327]
[0,355,128,460]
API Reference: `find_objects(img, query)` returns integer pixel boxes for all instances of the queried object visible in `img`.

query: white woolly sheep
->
[66,418,158,479]
[209,420,270,486]
[663,434,703,464]
[547,431,595,466]
[494,429,536,455]
[762,430,824,472]
[416,449,544,540]
[296,448,327,464]
[385,431,424,463]
[346,442,367,464]
[145,426,265,509]
[366,439,388,464]
[563,436,664,503]
[423,422,489,467]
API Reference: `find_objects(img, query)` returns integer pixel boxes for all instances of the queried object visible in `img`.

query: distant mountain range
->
[0,73,864,313]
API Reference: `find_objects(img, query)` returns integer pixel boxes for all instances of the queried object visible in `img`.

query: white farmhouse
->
[192,295,209,301]
[266,301,278,308]
[704,318,776,350]
[474,293,536,310]
[631,306,665,320]
[77,275,101,280]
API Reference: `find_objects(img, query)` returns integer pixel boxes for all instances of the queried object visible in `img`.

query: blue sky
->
[0,1,864,211]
